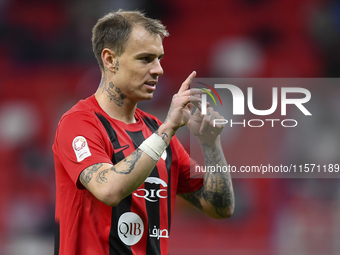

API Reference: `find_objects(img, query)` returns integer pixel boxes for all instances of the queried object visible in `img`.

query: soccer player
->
[53,10,234,255]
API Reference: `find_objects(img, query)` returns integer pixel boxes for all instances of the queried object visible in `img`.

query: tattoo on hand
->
[111,149,143,174]
[105,82,126,107]
[80,163,103,187]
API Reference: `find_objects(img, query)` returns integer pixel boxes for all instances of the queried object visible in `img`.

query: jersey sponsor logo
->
[113,144,130,154]
[150,225,169,239]
[118,212,144,246]
[133,177,168,202]
[72,136,91,162]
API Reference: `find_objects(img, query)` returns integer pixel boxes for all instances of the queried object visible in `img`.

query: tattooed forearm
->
[180,188,203,210]
[161,132,168,140]
[202,171,234,217]
[111,149,143,174]
[202,143,234,217]
[105,82,126,106]
[80,163,103,187]
[201,143,222,165]
[181,172,233,218]
[155,130,171,140]
[180,144,234,218]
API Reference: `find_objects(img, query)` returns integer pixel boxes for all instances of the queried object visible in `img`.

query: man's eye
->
[140,57,151,62]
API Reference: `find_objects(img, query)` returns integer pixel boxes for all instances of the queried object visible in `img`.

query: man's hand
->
[163,71,206,133]
[187,104,225,145]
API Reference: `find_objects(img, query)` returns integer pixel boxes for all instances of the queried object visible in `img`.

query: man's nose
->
[150,59,163,76]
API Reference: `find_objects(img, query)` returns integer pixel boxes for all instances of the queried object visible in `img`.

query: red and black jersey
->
[52,95,203,255]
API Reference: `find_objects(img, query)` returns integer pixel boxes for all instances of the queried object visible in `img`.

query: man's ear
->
[102,48,117,72]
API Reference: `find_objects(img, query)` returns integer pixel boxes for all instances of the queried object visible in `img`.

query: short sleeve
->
[172,137,203,194]
[53,111,113,189]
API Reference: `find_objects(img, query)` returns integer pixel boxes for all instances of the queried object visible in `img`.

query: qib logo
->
[118,212,144,246]
[198,83,312,128]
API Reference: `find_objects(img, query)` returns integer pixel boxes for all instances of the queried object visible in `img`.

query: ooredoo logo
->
[118,212,144,246]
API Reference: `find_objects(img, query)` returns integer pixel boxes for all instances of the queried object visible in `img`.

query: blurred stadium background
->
[1,0,340,254]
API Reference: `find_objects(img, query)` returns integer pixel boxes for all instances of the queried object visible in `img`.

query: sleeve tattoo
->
[180,144,234,218]
[79,149,144,188]
[111,149,143,174]
[80,163,103,187]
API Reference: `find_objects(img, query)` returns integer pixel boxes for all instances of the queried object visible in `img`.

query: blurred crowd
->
[1,0,340,254]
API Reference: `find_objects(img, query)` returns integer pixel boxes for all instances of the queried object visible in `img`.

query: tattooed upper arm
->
[79,149,144,189]
[76,148,154,207]
[79,163,104,188]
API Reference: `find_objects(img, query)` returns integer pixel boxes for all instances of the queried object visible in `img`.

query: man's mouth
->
[144,81,157,86]
[144,81,157,91]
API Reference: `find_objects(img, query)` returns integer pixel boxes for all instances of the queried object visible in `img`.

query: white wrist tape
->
[139,133,167,162]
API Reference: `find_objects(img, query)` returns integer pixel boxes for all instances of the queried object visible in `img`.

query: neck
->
[95,75,137,124]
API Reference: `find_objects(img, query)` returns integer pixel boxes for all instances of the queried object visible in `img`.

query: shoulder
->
[54,97,105,146]
[63,97,94,117]
[57,97,98,127]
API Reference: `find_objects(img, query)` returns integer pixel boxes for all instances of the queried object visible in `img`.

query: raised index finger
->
[178,71,196,93]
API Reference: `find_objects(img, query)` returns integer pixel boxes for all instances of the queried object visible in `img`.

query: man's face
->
[112,26,164,103]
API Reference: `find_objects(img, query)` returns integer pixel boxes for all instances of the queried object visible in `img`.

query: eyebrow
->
[135,52,164,58]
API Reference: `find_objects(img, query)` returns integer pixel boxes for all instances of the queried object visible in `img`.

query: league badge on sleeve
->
[72,136,91,162]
